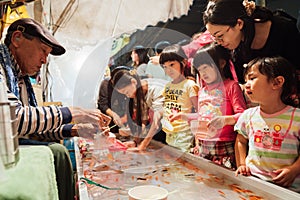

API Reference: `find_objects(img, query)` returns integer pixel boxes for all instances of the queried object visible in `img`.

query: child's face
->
[197,64,218,84]
[117,80,136,98]
[163,60,183,80]
[244,65,274,104]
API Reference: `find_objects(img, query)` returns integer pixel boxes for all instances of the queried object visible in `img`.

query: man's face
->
[15,34,52,76]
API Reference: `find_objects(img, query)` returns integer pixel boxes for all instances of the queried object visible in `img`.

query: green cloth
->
[48,143,75,200]
[0,146,59,200]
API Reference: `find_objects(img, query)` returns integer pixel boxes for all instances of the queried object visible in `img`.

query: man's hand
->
[69,107,111,128]
[99,112,112,127]
[74,123,98,140]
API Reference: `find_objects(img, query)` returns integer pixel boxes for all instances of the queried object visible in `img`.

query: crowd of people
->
[1,0,300,199]
[100,0,300,193]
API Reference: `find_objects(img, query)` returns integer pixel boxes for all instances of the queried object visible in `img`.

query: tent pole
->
[112,0,123,36]
[53,0,75,34]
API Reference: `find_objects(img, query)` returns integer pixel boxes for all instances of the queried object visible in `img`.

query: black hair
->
[193,42,232,80]
[203,0,273,25]
[132,45,149,67]
[111,69,144,136]
[244,56,298,107]
[154,41,171,55]
[110,66,133,83]
[159,44,194,78]
[203,0,273,66]
[111,65,133,74]
[203,0,249,26]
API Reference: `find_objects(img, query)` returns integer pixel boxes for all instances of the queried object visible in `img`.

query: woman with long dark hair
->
[131,45,150,79]
[111,69,167,150]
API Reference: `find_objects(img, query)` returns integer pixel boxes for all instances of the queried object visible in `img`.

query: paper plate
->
[128,185,168,200]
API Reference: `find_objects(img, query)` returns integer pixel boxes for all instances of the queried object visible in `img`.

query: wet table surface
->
[74,137,300,200]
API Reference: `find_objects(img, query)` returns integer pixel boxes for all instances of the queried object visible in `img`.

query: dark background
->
[113,0,300,67]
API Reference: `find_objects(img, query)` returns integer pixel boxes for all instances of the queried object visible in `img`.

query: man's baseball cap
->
[7,18,65,55]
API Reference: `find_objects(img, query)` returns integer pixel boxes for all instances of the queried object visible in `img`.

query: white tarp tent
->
[25,0,194,108]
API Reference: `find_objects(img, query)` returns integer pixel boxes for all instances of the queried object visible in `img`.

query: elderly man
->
[0,18,110,200]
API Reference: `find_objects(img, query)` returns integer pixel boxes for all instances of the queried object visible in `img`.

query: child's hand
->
[207,116,226,129]
[198,99,211,107]
[127,147,140,152]
[272,167,297,188]
[168,112,187,122]
[168,113,178,122]
[137,139,150,151]
[123,141,136,148]
[235,165,251,176]
[192,145,200,156]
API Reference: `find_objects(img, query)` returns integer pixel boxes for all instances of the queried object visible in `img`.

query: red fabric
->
[182,30,214,60]
[229,60,239,82]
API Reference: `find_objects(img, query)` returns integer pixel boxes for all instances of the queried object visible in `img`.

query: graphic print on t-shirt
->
[164,87,184,112]
[253,125,284,151]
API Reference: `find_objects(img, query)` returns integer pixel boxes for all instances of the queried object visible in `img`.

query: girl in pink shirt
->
[170,43,246,169]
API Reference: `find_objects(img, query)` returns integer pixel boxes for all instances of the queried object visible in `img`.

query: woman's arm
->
[138,110,162,150]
